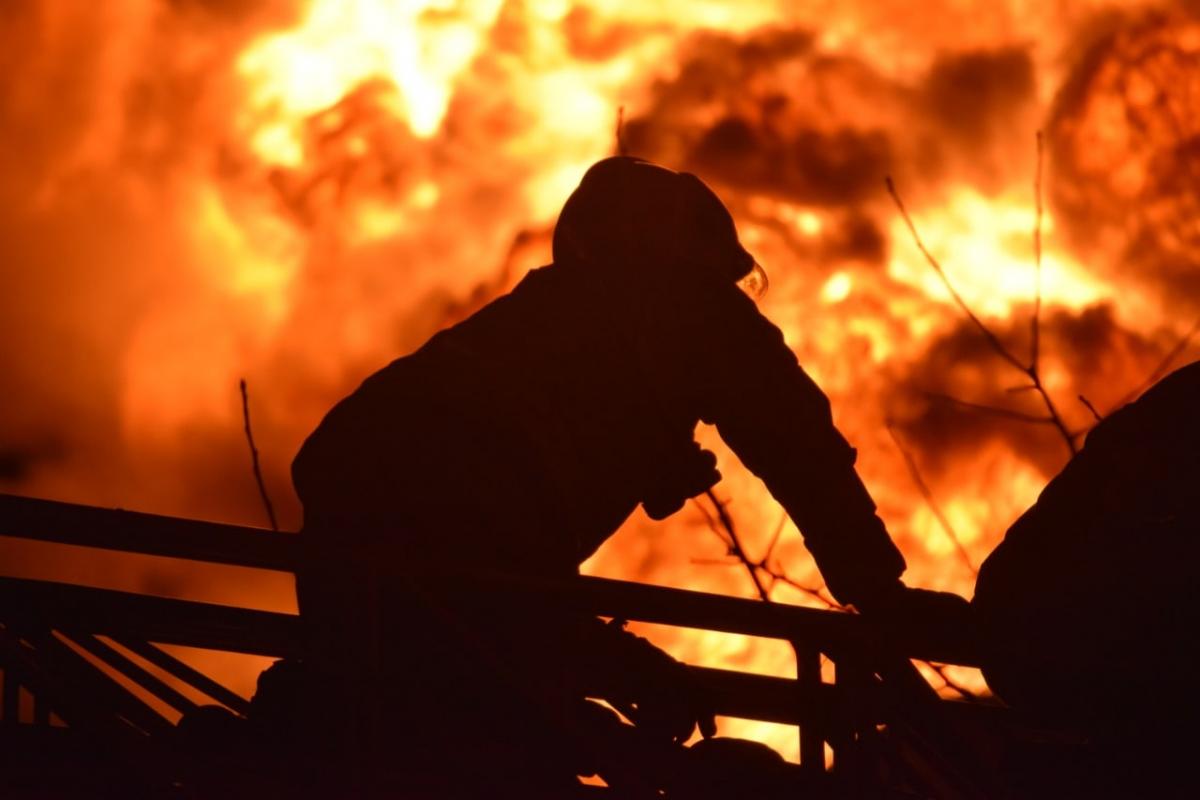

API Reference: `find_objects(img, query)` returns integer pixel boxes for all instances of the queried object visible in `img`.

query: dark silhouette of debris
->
[975,358,1200,794]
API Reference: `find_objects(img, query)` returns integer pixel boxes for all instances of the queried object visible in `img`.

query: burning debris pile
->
[1,0,1198,756]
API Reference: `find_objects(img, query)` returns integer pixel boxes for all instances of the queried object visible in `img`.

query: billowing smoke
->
[1048,9,1200,315]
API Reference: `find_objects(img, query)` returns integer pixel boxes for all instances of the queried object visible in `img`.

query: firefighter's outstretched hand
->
[603,622,717,745]
[854,581,975,648]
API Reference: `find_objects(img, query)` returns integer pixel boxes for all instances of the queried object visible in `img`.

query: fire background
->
[2,0,1199,759]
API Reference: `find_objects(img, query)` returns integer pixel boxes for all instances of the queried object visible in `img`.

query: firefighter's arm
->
[675,282,906,606]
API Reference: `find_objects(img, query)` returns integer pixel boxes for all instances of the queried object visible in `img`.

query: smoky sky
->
[0,1,1196,582]
[623,27,1037,203]
[1047,10,1200,317]
[887,302,1192,484]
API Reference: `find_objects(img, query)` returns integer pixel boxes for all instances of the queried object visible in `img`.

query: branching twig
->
[765,571,843,609]
[886,177,1026,374]
[703,489,770,602]
[239,379,279,532]
[887,160,1079,457]
[886,423,977,576]
[693,491,977,700]
[1026,372,1078,456]
[691,495,733,550]
[692,492,835,610]
[921,391,1056,425]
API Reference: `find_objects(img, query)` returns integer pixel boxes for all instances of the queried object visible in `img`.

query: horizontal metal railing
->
[0,492,981,665]
[0,491,1002,798]
[0,492,298,572]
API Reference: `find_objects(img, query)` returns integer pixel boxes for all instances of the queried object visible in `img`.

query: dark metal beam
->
[0,577,301,657]
[112,638,253,717]
[65,633,199,716]
[0,492,297,572]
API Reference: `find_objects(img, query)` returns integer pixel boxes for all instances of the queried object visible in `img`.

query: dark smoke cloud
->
[622,28,893,203]
[1048,10,1200,317]
[822,211,887,264]
[623,27,1039,206]
[887,303,1195,484]
[922,46,1035,148]
[687,117,893,205]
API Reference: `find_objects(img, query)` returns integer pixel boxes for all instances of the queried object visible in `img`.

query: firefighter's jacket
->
[292,262,905,603]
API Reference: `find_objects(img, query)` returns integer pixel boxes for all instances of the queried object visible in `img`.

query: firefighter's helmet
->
[552,157,757,285]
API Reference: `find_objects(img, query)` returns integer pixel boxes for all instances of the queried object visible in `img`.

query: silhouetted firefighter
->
[290,157,965,796]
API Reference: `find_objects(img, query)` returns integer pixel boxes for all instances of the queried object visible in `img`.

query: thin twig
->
[886,423,977,576]
[703,489,770,602]
[693,493,977,700]
[761,510,790,564]
[615,105,628,156]
[691,495,834,609]
[1077,395,1103,423]
[886,176,1025,373]
[691,496,733,550]
[1031,130,1044,371]
[922,391,1056,425]
[763,571,843,610]
[239,379,279,532]
[1029,370,1079,456]
[1114,314,1200,409]
[888,174,1078,457]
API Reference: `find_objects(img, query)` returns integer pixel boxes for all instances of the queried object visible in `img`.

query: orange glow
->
[2,0,1198,766]
[238,0,507,160]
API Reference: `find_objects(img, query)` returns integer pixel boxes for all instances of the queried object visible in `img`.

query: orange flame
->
[1,0,1197,761]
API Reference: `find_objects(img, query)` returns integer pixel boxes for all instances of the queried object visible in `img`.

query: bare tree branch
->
[888,170,1078,457]
[1078,394,1103,423]
[239,379,279,532]
[692,493,835,610]
[1031,130,1044,371]
[1115,314,1200,409]
[761,510,790,564]
[691,495,734,551]
[1027,370,1078,456]
[922,391,1056,425]
[765,571,843,610]
[886,176,1026,373]
[693,490,979,701]
[886,423,977,576]
[702,490,771,602]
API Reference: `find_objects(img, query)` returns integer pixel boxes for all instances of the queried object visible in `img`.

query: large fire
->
[2,0,1198,761]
